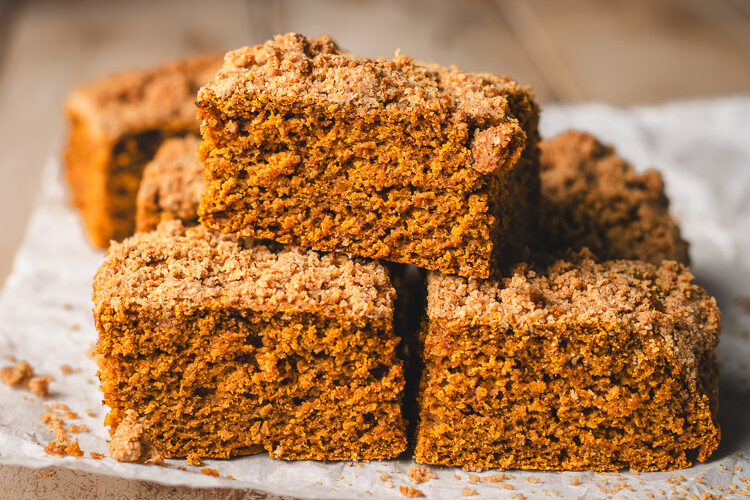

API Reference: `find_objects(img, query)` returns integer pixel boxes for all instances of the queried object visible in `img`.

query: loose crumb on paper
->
[186,453,204,466]
[1,360,52,398]
[201,468,220,477]
[408,464,437,484]
[399,485,425,497]
[462,488,478,496]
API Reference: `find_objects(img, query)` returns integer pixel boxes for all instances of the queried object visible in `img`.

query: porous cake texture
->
[135,135,204,233]
[415,252,720,471]
[94,221,407,460]
[197,33,539,279]
[64,55,222,248]
[540,130,689,264]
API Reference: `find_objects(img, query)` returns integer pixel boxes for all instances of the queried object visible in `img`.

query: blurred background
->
[0,0,748,287]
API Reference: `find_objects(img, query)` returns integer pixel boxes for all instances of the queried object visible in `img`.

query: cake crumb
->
[68,424,88,434]
[60,365,73,376]
[85,409,95,417]
[28,376,52,399]
[108,410,154,463]
[200,468,219,477]
[146,454,166,466]
[1,361,33,386]
[90,452,105,459]
[468,475,480,483]
[399,485,425,497]
[186,453,204,466]
[502,483,515,490]
[570,477,581,486]
[408,464,436,484]
[526,477,541,483]
[226,475,235,480]
[462,488,478,496]
[483,474,509,483]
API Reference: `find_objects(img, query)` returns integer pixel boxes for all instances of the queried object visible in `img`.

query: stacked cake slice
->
[79,33,720,470]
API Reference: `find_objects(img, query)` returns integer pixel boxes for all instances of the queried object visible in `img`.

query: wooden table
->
[0,0,748,497]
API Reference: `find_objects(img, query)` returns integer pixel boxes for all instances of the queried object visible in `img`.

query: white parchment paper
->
[1,97,749,499]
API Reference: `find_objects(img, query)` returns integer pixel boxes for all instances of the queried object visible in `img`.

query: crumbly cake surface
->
[135,135,205,232]
[416,252,720,471]
[540,130,689,264]
[94,221,406,460]
[64,55,222,248]
[197,33,539,278]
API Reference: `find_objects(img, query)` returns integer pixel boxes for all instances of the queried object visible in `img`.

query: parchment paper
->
[1,97,749,499]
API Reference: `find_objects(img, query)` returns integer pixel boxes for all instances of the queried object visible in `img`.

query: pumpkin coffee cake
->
[197,33,539,279]
[135,135,204,233]
[415,253,720,471]
[540,130,689,264]
[64,55,221,248]
[94,220,407,460]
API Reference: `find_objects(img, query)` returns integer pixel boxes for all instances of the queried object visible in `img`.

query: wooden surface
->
[0,0,748,496]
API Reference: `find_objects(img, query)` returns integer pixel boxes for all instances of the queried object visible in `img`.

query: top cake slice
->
[197,33,539,278]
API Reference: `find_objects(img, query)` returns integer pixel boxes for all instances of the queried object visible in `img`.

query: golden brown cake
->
[94,220,407,460]
[197,33,539,279]
[64,55,222,248]
[415,252,720,471]
[135,135,204,233]
[540,130,689,264]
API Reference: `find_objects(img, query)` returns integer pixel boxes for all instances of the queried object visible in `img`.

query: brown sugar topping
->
[209,33,529,121]
[94,220,393,322]
[428,250,720,384]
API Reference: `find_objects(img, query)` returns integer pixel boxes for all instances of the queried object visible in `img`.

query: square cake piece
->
[94,220,407,460]
[540,130,689,264]
[135,135,204,233]
[197,33,539,279]
[415,253,720,471]
[64,55,221,248]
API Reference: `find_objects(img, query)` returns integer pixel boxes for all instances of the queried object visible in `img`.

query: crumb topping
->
[427,250,720,382]
[94,220,393,321]
[66,55,222,138]
[201,32,535,150]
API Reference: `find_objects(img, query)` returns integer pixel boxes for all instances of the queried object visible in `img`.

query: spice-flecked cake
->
[94,220,407,460]
[540,130,689,264]
[415,252,720,471]
[135,135,204,233]
[64,55,222,248]
[197,33,539,279]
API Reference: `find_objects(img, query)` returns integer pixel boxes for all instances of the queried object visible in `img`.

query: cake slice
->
[540,130,689,264]
[135,135,204,233]
[415,253,720,471]
[94,220,407,460]
[197,33,539,279]
[64,55,222,248]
